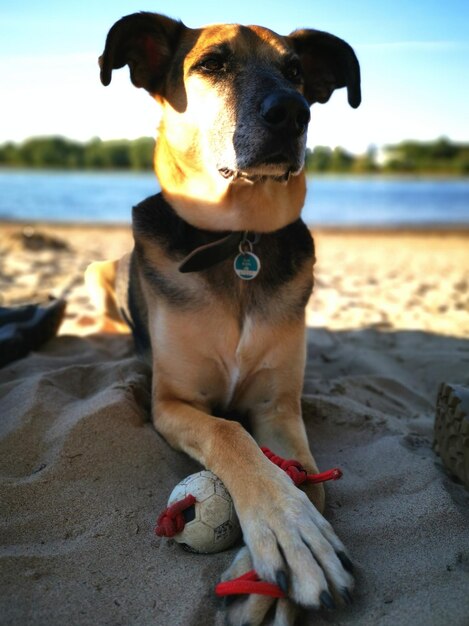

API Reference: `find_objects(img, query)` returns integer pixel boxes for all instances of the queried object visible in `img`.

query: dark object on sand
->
[16,227,70,252]
[0,299,66,368]
[434,383,469,488]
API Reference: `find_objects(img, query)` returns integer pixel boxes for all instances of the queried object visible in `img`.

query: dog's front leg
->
[236,321,325,512]
[218,324,354,625]
[153,397,269,476]
[154,398,353,624]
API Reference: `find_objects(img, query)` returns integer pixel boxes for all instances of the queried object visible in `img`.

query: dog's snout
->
[260,91,311,137]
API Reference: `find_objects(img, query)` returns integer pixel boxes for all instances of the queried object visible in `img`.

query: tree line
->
[305,138,469,175]
[0,136,468,175]
[0,137,155,170]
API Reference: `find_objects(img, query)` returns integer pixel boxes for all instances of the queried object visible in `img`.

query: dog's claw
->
[337,551,354,573]
[222,594,242,609]
[341,588,354,606]
[276,569,289,594]
[320,590,336,610]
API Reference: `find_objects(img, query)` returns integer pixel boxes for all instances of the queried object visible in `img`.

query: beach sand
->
[1,222,468,625]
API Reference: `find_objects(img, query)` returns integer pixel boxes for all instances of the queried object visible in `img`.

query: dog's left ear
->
[288,29,361,108]
[99,12,186,94]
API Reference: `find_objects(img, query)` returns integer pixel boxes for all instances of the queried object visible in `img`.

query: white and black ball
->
[168,470,241,554]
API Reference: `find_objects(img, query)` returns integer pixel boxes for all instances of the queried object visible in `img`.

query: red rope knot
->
[261,447,308,486]
[154,494,196,537]
[261,447,343,486]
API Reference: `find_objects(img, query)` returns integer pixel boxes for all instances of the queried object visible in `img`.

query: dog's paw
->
[221,546,299,626]
[235,471,354,613]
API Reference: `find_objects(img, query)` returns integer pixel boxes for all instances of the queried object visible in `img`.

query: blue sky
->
[1,0,468,153]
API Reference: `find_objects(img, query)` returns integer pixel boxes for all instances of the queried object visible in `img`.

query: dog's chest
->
[186,307,284,409]
[132,193,315,407]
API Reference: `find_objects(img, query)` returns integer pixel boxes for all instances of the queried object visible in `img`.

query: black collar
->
[179,231,259,273]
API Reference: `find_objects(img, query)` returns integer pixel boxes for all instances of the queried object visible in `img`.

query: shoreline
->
[1,219,469,236]
[1,166,469,180]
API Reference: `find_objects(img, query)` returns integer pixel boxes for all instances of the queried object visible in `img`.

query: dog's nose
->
[260,91,311,136]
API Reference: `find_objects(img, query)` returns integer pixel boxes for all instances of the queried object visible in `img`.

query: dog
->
[89,12,361,625]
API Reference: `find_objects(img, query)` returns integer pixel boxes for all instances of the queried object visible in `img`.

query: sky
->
[1,0,468,154]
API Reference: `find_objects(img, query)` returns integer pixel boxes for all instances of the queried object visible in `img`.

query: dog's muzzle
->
[219,89,310,182]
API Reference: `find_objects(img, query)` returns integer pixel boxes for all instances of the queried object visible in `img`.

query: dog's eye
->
[199,57,225,72]
[285,61,303,83]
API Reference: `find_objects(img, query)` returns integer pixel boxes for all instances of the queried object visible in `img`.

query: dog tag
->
[233,252,261,280]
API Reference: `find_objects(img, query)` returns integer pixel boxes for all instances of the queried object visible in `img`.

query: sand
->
[0,222,468,626]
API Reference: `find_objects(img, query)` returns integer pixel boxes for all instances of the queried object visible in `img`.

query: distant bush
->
[381,138,469,175]
[0,136,155,170]
[305,138,469,175]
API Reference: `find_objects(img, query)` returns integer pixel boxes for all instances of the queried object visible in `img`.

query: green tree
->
[330,147,354,172]
[129,137,154,170]
[83,138,107,168]
[19,136,84,168]
[305,146,332,172]
[0,142,23,166]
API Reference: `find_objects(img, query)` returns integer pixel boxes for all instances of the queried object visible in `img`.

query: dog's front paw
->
[232,472,354,616]
[221,546,299,626]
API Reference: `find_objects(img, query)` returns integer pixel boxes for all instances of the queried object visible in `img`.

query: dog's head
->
[100,13,361,231]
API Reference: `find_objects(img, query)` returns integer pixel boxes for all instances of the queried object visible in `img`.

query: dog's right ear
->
[99,12,185,93]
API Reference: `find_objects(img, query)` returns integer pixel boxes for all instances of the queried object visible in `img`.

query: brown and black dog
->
[89,11,360,625]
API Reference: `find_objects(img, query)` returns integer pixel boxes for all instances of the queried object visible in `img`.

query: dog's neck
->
[154,136,307,233]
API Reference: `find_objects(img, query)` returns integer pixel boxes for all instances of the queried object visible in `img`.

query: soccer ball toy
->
[155,449,343,555]
[155,470,241,554]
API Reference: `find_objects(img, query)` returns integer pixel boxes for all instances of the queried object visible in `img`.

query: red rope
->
[215,570,286,599]
[155,494,196,537]
[261,447,342,485]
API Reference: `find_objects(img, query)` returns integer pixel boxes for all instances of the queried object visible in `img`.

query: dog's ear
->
[288,29,361,108]
[99,12,185,93]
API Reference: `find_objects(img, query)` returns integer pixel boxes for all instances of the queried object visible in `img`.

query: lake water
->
[0,170,468,227]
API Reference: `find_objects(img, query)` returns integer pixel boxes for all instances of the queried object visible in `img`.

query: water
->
[0,170,159,224]
[0,170,468,227]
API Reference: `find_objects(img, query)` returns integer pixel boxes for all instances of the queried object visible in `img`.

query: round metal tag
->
[233,252,261,280]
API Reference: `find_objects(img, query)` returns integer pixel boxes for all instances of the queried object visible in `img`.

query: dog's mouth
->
[218,167,293,184]
[218,152,300,184]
